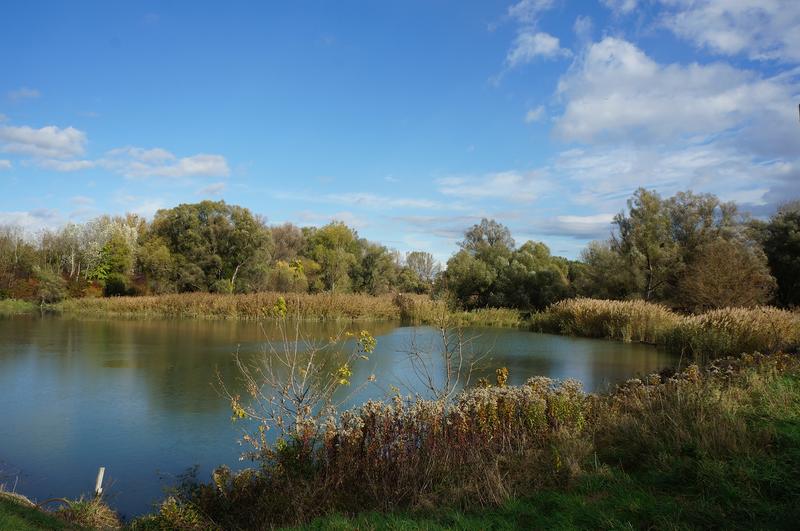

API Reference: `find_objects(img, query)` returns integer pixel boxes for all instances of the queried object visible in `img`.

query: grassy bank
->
[533,298,800,360]
[0,299,37,316]
[133,351,800,530]
[0,493,65,530]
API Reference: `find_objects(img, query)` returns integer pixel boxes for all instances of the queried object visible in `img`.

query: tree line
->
[1,189,798,310]
[0,201,439,303]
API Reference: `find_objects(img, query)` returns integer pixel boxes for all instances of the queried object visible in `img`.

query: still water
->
[0,315,674,518]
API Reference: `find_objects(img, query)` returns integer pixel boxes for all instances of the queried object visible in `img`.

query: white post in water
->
[94,467,105,497]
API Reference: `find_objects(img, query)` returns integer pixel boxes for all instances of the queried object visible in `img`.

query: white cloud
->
[327,192,447,210]
[534,213,615,238]
[276,190,451,210]
[197,181,226,196]
[601,0,638,15]
[552,144,798,210]
[507,31,571,67]
[525,105,546,123]
[7,87,41,101]
[573,15,593,42]
[103,147,230,179]
[554,37,798,147]
[0,209,61,232]
[0,124,87,158]
[38,159,96,171]
[507,0,554,23]
[0,160,11,170]
[437,171,551,202]
[661,0,800,63]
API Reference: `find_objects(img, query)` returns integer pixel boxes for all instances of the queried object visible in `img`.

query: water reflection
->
[0,315,674,518]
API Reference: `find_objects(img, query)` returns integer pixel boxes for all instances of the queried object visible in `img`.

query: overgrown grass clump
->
[395,294,522,328]
[664,306,800,361]
[531,298,681,344]
[0,298,37,316]
[532,298,800,360]
[0,491,121,530]
[138,352,800,530]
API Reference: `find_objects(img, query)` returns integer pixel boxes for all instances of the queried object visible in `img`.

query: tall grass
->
[663,306,800,361]
[532,298,800,360]
[55,292,402,321]
[52,292,523,327]
[0,299,37,316]
[395,294,522,328]
[136,351,800,529]
[531,298,680,344]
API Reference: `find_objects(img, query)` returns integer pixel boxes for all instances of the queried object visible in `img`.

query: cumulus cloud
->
[0,209,61,232]
[507,31,571,67]
[437,171,551,202]
[0,160,11,170]
[661,0,800,63]
[103,147,230,178]
[0,124,87,158]
[7,87,41,101]
[554,37,799,148]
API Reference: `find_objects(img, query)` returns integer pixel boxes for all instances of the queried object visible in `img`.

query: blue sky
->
[1,0,799,261]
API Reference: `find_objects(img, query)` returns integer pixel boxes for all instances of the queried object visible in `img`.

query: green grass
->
[0,299,37,315]
[0,497,68,530]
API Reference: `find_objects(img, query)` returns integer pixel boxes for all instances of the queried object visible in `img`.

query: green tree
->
[137,237,175,294]
[758,201,800,307]
[444,250,496,309]
[306,222,359,292]
[613,188,681,301]
[495,241,571,310]
[353,242,399,295]
[150,201,272,292]
[573,241,638,299]
[461,218,515,256]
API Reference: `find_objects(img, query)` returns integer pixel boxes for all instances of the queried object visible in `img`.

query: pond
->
[0,315,674,518]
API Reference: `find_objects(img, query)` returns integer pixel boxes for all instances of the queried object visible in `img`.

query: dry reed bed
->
[56,292,403,321]
[140,352,800,529]
[53,292,525,328]
[533,298,800,359]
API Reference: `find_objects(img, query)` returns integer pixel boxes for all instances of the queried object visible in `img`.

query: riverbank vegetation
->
[533,298,800,360]
[2,189,799,318]
[128,351,800,530]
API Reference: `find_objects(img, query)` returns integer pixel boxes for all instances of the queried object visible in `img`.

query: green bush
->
[103,273,129,297]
